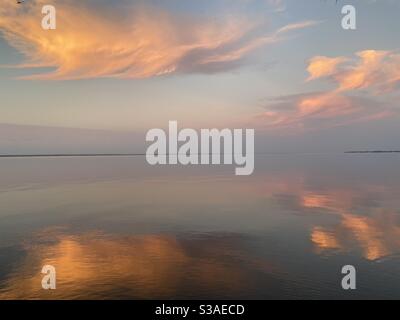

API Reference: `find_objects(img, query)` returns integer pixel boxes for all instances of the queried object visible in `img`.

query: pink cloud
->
[254,92,394,131]
[252,49,400,131]
[0,0,318,80]
[307,50,400,94]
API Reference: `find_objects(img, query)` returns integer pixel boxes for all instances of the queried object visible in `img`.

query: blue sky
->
[0,0,399,153]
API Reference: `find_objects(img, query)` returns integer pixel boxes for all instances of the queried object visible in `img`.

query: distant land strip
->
[0,153,146,158]
[345,151,400,153]
[1,151,399,158]
[0,153,230,157]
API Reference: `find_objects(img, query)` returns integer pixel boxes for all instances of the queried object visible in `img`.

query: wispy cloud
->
[255,92,393,131]
[307,56,348,81]
[307,50,400,93]
[0,0,318,80]
[253,49,400,131]
[276,20,320,35]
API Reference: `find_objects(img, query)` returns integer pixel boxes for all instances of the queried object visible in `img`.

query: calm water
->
[0,154,399,299]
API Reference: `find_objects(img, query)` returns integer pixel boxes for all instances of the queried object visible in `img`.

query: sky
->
[0,0,399,154]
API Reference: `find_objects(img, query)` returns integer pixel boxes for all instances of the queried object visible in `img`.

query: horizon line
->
[0,150,400,158]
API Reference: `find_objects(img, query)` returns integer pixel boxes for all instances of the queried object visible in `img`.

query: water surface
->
[0,154,399,299]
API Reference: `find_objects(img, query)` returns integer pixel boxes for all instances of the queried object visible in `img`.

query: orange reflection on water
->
[341,213,400,261]
[258,173,400,261]
[311,227,341,251]
[304,190,400,260]
[0,230,275,299]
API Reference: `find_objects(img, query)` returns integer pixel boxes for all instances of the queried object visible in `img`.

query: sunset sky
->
[0,0,399,154]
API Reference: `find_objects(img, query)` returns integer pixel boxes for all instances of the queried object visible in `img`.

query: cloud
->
[252,49,400,131]
[276,20,320,35]
[307,56,348,81]
[255,92,393,131]
[0,0,318,80]
[307,50,400,93]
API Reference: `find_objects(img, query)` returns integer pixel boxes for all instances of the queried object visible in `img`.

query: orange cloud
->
[255,92,392,130]
[307,56,348,81]
[0,0,317,80]
[307,50,400,93]
[253,49,399,131]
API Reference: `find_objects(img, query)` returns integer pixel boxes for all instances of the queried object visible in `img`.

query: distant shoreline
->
[0,151,399,158]
[0,154,146,158]
[345,151,400,154]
